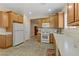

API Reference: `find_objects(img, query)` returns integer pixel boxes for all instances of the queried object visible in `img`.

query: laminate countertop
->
[0,32,12,35]
[53,33,79,56]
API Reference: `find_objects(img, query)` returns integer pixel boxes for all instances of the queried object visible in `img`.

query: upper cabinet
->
[49,14,58,28]
[18,14,23,23]
[6,11,15,32]
[67,3,79,26]
[0,11,8,27]
[49,12,64,28]
[36,19,42,28]
[58,12,64,28]
[7,11,23,23]
[34,12,64,28]
[36,18,49,28]
[41,18,49,23]
[67,3,75,24]
[6,11,23,32]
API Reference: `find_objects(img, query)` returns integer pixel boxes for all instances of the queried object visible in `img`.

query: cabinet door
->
[0,36,5,48]
[17,15,23,23]
[75,3,78,21]
[42,18,49,23]
[75,3,79,21]
[11,13,18,22]
[37,19,42,27]
[49,34,56,44]
[53,14,58,28]
[0,12,8,27]
[20,15,23,23]
[6,13,13,32]
[58,12,64,28]
[67,3,75,23]
[0,12,3,27]
[77,4,79,21]
[6,35,12,48]
[42,18,45,23]
[2,12,8,27]
[49,15,54,27]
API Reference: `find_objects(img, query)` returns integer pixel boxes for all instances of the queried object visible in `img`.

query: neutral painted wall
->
[23,14,30,40]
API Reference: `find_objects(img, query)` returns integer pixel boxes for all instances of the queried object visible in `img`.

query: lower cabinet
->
[49,34,56,44]
[6,35,12,48]
[37,33,41,42]
[0,35,12,49]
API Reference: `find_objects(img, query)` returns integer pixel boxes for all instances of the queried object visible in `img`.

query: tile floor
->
[0,39,55,56]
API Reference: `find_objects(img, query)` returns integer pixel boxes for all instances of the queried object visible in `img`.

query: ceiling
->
[0,3,65,19]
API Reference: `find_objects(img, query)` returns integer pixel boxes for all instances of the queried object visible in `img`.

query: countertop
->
[53,33,79,56]
[0,32,12,35]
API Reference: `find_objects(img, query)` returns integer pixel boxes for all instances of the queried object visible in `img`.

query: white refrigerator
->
[13,23,24,46]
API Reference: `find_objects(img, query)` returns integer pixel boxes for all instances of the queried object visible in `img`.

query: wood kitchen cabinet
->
[67,3,75,24]
[58,12,64,28]
[41,18,49,23]
[49,14,55,28]
[37,33,41,42]
[67,3,79,26]
[49,34,56,44]
[6,11,14,32]
[0,35,12,49]
[6,11,23,32]
[18,14,23,23]
[74,3,79,22]
[6,35,12,48]
[0,35,5,48]
[36,19,42,27]
[0,11,8,27]
[49,12,64,28]
[35,18,49,28]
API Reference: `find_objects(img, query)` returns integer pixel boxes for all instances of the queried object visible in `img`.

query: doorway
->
[34,26,38,35]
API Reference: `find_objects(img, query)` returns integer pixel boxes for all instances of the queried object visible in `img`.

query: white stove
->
[41,32,49,43]
[41,23,50,43]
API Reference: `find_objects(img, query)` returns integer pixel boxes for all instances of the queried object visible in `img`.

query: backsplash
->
[0,27,6,33]
[38,28,57,33]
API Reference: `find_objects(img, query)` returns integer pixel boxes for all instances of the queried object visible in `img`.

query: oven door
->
[41,33,49,43]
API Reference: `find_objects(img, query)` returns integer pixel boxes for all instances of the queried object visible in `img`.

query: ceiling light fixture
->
[48,8,52,12]
[29,11,32,15]
[69,5,72,8]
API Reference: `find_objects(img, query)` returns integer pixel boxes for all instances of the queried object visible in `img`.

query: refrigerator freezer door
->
[13,23,24,30]
[13,31,24,46]
[13,23,24,46]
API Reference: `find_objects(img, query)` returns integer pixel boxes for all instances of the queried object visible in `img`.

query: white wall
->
[23,14,30,41]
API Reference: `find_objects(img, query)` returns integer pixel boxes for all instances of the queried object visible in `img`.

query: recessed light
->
[48,8,52,12]
[41,3,47,5]
[69,5,72,8]
[29,11,32,15]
